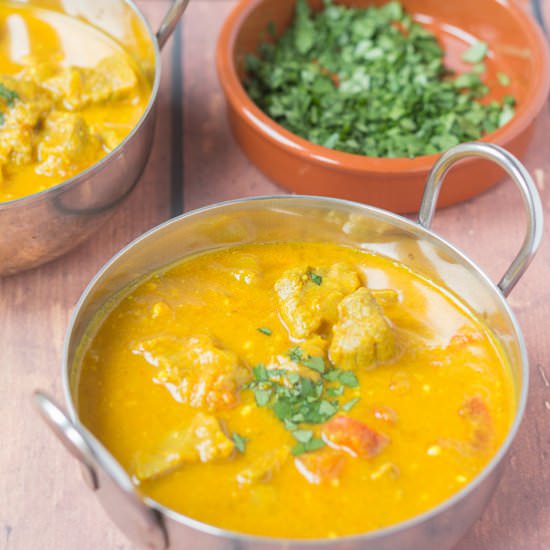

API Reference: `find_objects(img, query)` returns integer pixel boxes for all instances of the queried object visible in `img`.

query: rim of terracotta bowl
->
[216,0,550,176]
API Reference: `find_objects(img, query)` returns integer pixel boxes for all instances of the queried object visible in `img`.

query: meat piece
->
[36,112,102,177]
[42,55,138,110]
[329,287,395,370]
[275,263,361,339]
[237,447,290,485]
[294,448,345,484]
[132,334,250,411]
[321,415,388,458]
[135,413,234,482]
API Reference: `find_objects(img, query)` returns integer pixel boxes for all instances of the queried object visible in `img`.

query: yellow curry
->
[0,2,151,202]
[77,242,514,538]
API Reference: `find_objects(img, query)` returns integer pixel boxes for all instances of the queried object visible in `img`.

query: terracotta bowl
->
[217,0,550,213]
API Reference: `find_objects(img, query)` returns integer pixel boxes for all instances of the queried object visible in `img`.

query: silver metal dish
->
[35,143,542,549]
[0,0,189,276]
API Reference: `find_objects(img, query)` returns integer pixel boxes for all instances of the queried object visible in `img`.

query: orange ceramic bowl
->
[217,0,550,212]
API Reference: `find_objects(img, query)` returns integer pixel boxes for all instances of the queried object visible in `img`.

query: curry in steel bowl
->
[0,1,151,202]
[76,240,513,538]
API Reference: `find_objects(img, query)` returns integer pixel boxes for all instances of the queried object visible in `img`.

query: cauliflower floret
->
[275,263,361,339]
[135,413,235,481]
[329,287,395,370]
[133,334,250,411]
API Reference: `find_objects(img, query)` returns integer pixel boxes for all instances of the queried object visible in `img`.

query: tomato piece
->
[294,449,345,484]
[459,396,493,450]
[321,415,388,458]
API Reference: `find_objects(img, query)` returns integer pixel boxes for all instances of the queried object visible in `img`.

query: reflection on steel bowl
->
[35,144,542,549]
[0,0,189,276]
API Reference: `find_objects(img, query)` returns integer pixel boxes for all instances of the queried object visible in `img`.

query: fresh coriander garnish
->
[341,397,360,412]
[0,83,19,106]
[0,112,4,126]
[292,438,325,456]
[461,41,488,64]
[292,429,313,443]
[339,371,359,388]
[497,72,511,87]
[257,327,272,336]
[302,355,325,373]
[288,346,304,363]
[245,1,515,158]
[232,433,248,453]
[308,270,322,286]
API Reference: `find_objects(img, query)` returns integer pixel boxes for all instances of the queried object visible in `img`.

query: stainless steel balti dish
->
[0,0,188,275]
[35,143,542,549]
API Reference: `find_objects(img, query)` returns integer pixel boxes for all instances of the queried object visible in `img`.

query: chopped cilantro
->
[308,270,322,285]
[257,327,272,336]
[0,83,18,107]
[0,112,4,126]
[341,397,360,412]
[288,346,304,362]
[461,41,488,64]
[292,429,313,443]
[254,388,272,406]
[244,1,515,158]
[339,371,359,388]
[292,438,325,456]
[497,72,511,87]
[253,364,268,382]
[302,355,326,373]
[232,433,248,453]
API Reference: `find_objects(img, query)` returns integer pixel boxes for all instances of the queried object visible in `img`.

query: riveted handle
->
[418,142,543,297]
[33,391,168,549]
[156,0,190,50]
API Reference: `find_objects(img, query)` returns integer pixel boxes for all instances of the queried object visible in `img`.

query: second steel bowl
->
[0,0,189,276]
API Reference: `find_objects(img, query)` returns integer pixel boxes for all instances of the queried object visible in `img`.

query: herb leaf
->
[308,270,323,285]
[341,397,360,412]
[0,83,18,106]
[232,433,248,453]
[461,41,488,64]
[292,437,325,456]
[257,327,272,336]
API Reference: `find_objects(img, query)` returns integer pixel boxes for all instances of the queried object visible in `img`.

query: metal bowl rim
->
[61,194,529,546]
[0,0,162,210]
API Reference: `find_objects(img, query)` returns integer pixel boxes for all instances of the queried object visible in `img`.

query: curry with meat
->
[0,2,151,202]
[77,242,514,538]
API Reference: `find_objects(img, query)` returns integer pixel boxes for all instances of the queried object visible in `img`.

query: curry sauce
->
[77,242,514,538]
[0,2,151,201]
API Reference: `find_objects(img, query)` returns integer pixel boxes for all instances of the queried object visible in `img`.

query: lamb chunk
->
[36,112,102,177]
[42,55,138,110]
[321,415,388,459]
[294,448,345,484]
[135,413,234,482]
[329,287,395,370]
[133,334,250,411]
[275,263,361,339]
[236,447,290,485]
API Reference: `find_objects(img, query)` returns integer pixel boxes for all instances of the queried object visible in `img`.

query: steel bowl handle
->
[156,0,191,50]
[418,142,543,297]
[33,391,168,549]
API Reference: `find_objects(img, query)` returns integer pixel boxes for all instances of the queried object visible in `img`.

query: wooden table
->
[1,1,549,549]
